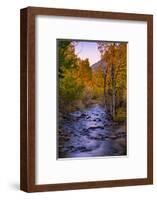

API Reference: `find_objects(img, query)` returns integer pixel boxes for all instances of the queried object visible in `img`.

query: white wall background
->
[0,0,156,199]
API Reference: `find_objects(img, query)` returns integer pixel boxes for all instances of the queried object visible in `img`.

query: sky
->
[74,41,101,66]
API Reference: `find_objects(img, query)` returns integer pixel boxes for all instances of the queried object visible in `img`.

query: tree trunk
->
[111,64,116,118]
[102,60,107,111]
[104,72,107,110]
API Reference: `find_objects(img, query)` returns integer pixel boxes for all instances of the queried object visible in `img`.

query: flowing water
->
[58,104,126,159]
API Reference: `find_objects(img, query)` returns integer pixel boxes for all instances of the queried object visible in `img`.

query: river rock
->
[87,125,104,130]
[93,118,101,122]
[86,116,91,120]
[108,135,118,139]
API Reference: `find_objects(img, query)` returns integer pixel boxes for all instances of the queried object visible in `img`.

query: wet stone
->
[58,105,126,158]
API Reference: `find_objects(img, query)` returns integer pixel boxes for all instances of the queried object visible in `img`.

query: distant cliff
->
[91,60,105,72]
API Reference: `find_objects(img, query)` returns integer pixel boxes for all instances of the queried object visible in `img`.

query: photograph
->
[57,39,127,159]
[20,7,153,192]
[19,6,153,193]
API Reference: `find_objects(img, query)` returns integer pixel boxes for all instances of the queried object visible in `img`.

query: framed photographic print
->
[20,7,153,192]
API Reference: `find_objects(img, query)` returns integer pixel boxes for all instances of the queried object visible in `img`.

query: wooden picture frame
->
[20,6,153,192]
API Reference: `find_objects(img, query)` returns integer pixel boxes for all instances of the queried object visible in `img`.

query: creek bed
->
[58,104,127,159]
